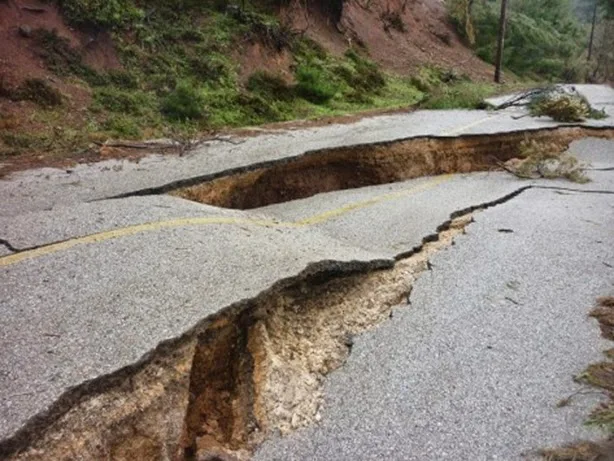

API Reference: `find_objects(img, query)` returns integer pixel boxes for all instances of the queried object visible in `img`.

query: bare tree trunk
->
[494,0,509,83]
[588,0,599,62]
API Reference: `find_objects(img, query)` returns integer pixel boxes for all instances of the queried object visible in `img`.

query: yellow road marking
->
[441,115,494,136]
[2,115,496,268]
[0,217,285,267]
[296,175,451,226]
[0,175,453,267]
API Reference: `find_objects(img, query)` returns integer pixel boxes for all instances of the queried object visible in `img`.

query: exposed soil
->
[0,0,123,174]
[236,42,295,84]
[164,127,614,210]
[0,0,120,86]
[0,210,477,461]
[0,0,500,175]
[283,0,494,81]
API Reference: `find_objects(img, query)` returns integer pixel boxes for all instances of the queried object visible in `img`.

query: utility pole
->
[587,0,599,63]
[494,0,509,83]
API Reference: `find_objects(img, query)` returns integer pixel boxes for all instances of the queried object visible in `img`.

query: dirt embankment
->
[0,0,495,174]
[281,0,493,81]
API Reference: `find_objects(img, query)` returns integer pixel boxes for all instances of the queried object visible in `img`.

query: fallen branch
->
[492,87,547,110]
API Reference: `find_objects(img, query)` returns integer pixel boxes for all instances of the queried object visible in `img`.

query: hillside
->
[0,0,495,171]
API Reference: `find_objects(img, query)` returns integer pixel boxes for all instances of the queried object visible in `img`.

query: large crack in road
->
[1,131,613,460]
[110,126,614,209]
[6,179,610,460]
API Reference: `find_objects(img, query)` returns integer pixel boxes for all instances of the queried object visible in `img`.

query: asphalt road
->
[0,85,613,217]
[255,162,614,461]
[0,85,613,457]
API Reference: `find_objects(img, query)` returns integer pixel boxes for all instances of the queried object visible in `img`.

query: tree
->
[494,0,508,83]
[447,0,586,80]
[587,0,599,62]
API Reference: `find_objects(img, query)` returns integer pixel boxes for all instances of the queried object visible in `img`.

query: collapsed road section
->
[0,210,478,461]
[114,126,614,210]
[1,132,613,461]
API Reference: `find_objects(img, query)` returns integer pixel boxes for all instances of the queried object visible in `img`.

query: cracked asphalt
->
[0,85,612,217]
[0,85,613,456]
[254,163,614,461]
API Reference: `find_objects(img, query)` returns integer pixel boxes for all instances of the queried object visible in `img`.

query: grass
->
[0,1,537,162]
[540,296,614,461]
[420,81,499,109]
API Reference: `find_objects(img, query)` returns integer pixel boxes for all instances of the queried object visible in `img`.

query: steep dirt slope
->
[0,0,496,175]
[0,0,120,85]
[285,0,493,80]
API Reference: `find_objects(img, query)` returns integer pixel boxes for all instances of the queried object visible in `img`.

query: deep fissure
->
[4,129,614,460]
[2,183,531,461]
[135,126,614,210]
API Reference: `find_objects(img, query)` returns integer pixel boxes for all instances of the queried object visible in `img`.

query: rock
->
[18,25,32,38]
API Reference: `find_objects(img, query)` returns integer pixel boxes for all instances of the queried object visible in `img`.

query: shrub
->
[107,70,139,89]
[60,0,144,28]
[247,71,294,100]
[104,115,141,137]
[236,92,288,124]
[343,49,386,93]
[161,82,207,120]
[410,67,444,93]
[93,87,155,116]
[295,65,338,104]
[18,79,63,107]
[2,78,63,107]
[530,94,589,122]
[421,82,495,109]
[188,54,230,82]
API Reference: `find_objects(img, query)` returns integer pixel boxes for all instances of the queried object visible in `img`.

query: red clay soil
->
[241,0,494,83]
[284,0,494,81]
[0,0,496,176]
[0,0,120,87]
[236,42,295,84]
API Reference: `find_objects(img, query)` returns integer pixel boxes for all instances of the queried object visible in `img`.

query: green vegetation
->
[530,93,594,122]
[447,0,586,81]
[161,82,208,121]
[295,65,339,104]
[420,81,498,109]
[0,78,63,107]
[519,87,608,122]
[59,0,144,28]
[0,0,528,159]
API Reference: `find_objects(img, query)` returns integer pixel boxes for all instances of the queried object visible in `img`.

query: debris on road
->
[501,139,590,183]
[493,85,608,123]
[540,296,614,461]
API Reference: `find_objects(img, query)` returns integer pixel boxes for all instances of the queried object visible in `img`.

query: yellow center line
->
[2,114,498,268]
[441,114,495,136]
[296,175,451,226]
[0,175,453,267]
